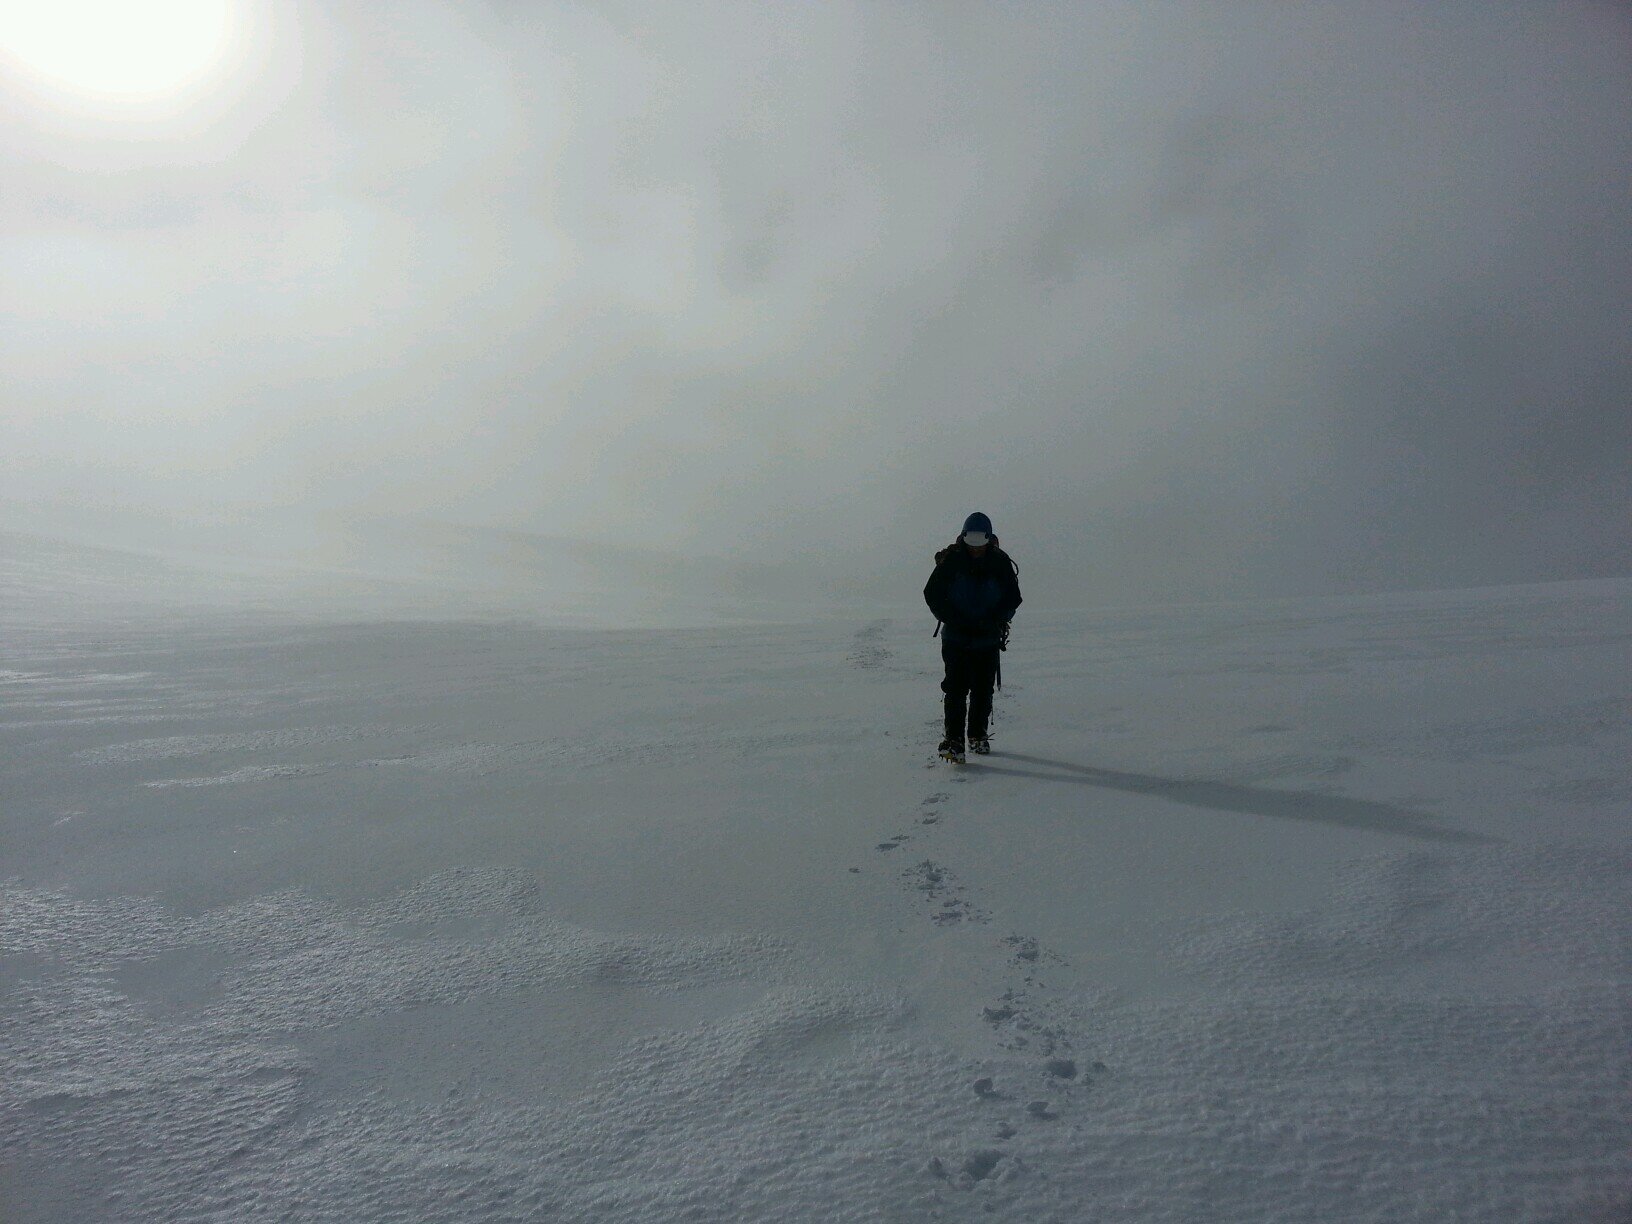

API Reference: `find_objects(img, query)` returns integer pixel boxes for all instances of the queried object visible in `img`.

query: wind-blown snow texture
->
[2,540,1628,1221]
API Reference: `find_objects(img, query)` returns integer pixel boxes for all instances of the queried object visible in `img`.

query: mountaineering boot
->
[968,733,991,755]
[938,736,966,764]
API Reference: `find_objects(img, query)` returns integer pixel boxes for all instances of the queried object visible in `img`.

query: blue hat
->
[961,512,993,537]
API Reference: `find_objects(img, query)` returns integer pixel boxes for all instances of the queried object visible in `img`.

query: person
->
[923,511,1022,762]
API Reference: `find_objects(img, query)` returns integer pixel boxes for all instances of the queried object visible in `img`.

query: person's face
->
[967,541,988,557]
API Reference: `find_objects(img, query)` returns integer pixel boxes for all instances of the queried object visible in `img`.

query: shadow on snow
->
[976,752,1501,846]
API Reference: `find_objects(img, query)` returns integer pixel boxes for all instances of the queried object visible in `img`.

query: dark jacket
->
[924,541,1022,649]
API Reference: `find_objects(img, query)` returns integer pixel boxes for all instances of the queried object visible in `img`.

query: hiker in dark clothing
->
[923,512,1022,760]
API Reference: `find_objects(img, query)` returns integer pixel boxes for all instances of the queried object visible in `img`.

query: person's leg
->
[940,642,970,743]
[966,648,1000,740]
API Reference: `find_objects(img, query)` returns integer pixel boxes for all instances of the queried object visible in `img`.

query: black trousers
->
[941,642,999,741]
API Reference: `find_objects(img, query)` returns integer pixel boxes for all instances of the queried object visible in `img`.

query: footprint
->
[1045,1058,1077,1080]
[846,619,896,670]
[900,860,989,925]
[1004,935,1040,963]
[980,989,1070,1054]
[1000,934,1065,987]
[927,1150,1015,1187]
[961,1150,1005,1180]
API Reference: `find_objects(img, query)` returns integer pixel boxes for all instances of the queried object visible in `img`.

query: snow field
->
[1,561,1628,1220]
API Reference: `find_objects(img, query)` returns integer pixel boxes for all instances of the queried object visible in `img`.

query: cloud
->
[2,0,1628,602]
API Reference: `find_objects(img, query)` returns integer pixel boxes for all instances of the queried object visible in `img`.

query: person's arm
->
[926,564,953,623]
[924,558,955,624]
[997,557,1022,623]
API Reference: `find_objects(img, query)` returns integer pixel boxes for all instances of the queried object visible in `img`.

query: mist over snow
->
[3,1,1630,606]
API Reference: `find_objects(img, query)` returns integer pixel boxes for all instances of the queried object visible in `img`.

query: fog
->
[4,1,1629,610]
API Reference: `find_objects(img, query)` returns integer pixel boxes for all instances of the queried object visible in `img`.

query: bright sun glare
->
[0,0,239,106]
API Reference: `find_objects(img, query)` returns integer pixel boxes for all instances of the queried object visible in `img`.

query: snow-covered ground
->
[2,534,1628,1221]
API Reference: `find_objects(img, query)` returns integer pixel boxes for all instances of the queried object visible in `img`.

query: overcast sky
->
[3,1,1629,604]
